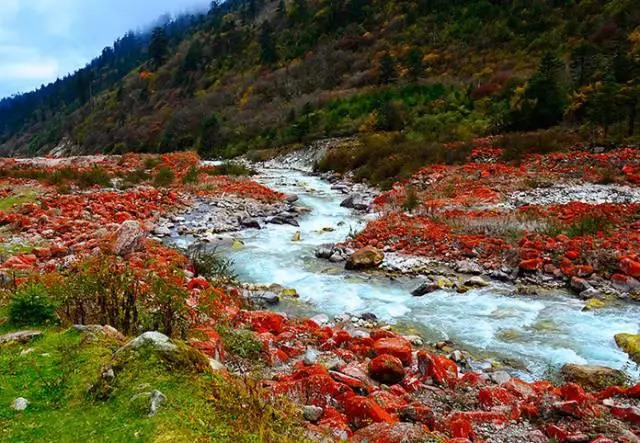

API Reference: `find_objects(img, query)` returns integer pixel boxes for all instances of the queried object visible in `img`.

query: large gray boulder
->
[119,331,177,353]
[340,194,369,211]
[0,330,42,345]
[112,220,145,256]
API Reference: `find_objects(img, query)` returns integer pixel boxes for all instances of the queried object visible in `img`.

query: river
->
[180,167,640,379]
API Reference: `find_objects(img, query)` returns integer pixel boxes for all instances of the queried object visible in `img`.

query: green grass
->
[0,328,303,442]
[0,190,38,212]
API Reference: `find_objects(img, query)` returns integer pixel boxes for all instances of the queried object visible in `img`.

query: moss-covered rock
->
[560,363,627,391]
[615,333,640,364]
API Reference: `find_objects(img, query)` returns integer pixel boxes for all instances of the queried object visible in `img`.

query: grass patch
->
[0,328,303,442]
[0,189,38,212]
[216,324,264,361]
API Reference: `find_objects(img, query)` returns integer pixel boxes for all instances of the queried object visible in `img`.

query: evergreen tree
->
[407,48,423,81]
[259,21,277,65]
[148,27,169,69]
[511,52,567,130]
[378,52,397,85]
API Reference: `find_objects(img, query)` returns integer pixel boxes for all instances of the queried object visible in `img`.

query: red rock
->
[559,383,589,403]
[565,250,580,260]
[553,400,588,418]
[545,425,589,442]
[267,348,289,365]
[329,370,366,390]
[370,329,397,340]
[459,372,482,386]
[520,402,539,419]
[342,395,397,429]
[620,257,640,278]
[625,383,640,398]
[272,374,347,408]
[519,258,543,271]
[576,265,594,277]
[611,406,640,424]
[369,390,408,413]
[504,377,535,399]
[590,436,614,443]
[245,311,285,333]
[596,385,625,400]
[373,337,412,366]
[417,351,458,386]
[399,404,434,428]
[448,418,473,439]
[369,354,405,385]
[478,386,517,407]
[314,407,352,440]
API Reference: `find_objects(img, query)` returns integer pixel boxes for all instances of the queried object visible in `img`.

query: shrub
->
[204,161,254,177]
[153,167,175,187]
[565,215,613,237]
[182,165,200,184]
[77,166,112,189]
[187,243,237,285]
[144,275,190,339]
[8,283,57,326]
[217,324,263,360]
[402,187,420,212]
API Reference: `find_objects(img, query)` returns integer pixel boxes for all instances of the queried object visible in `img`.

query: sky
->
[0,0,211,99]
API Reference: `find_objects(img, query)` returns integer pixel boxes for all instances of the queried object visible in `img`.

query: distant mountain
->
[1,0,638,158]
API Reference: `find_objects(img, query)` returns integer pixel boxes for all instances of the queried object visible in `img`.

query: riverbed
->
[178,167,640,379]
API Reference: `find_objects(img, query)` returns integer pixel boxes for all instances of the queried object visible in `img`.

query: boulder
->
[455,260,483,275]
[11,397,29,411]
[130,390,167,417]
[303,405,323,422]
[153,226,171,237]
[373,337,412,366]
[465,276,488,287]
[615,333,640,364]
[368,354,405,384]
[570,276,592,292]
[519,258,543,272]
[410,280,440,296]
[315,244,335,259]
[346,247,384,270]
[340,194,369,211]
[119,331,177,353]
[112,220,145,256]
[560,364,627,391]
[240,217,261,229]
[0,330,42,345]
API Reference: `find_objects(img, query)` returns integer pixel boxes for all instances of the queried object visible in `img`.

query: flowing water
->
[180,168,640,379]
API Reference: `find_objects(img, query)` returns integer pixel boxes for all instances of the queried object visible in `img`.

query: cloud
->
[0,0,211,97]
[0,59,58,80]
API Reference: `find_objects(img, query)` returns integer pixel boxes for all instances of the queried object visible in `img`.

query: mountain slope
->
[0,0,639,160]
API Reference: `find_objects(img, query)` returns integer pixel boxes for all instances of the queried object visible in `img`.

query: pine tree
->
[378,52,397,85]
[407,48,423,80]
[148,27,169,69]
[259,22,277,65]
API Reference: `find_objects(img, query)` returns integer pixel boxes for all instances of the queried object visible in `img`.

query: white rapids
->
[180,168,640,379]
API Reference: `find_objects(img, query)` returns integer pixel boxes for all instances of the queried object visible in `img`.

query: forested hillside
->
[1,0,639,165]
